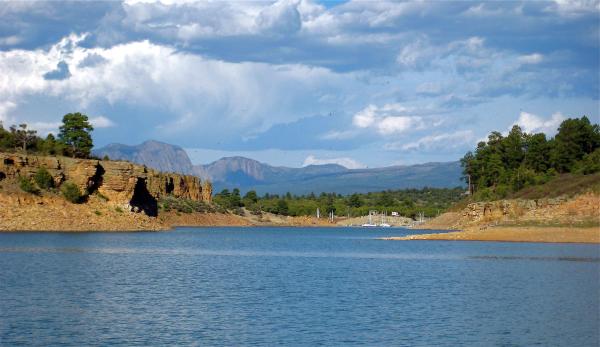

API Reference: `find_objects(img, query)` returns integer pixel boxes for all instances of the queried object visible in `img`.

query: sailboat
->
[361,211,377,227]
[379,211,391,228]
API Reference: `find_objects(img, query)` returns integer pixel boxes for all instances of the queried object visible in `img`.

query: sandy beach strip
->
[382,226,600,243]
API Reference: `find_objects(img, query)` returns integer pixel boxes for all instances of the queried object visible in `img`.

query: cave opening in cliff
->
[130,178,158,217]
[0,172,5,181]
[3,158,14,165]
[87,164,106,195]
[166,177,174,194]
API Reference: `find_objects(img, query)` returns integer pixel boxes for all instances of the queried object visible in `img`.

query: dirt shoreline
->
[2,191,598,242]
[383,226,600,243]
[0,192,340,231]
[382,192,600,243]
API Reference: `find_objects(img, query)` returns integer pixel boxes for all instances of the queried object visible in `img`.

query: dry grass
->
[510,173,600,200]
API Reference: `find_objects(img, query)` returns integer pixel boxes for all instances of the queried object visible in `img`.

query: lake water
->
[0,227,599,346]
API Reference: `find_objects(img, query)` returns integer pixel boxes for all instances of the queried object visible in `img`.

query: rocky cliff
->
[418,193,599,230]
[0,152,212,217]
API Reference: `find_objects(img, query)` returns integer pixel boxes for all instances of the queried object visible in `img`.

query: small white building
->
[391,211,399,216]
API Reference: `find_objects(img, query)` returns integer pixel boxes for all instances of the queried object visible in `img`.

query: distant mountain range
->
[95,140,194,174]
[94,141,464,195]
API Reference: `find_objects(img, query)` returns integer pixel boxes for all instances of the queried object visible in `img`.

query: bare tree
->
[10,124,37,152]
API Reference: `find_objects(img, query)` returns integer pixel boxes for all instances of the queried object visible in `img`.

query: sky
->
[0,0,598,168]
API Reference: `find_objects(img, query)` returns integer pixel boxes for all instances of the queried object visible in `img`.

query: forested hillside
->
[461,116,599,200]
[211,187,465,218]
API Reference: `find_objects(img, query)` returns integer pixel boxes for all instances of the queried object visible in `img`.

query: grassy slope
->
[508,172,600,199]
[447,173,600,212]
[424,173,600,231]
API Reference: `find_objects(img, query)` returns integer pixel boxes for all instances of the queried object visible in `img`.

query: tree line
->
[213,187,465,218]
[0,112,95,158]
[461,115,600,200]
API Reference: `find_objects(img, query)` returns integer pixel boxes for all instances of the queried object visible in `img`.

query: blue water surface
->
[0,227,599,346]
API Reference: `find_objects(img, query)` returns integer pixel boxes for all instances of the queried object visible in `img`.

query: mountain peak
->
[95,140,463,194]
[94,140,193,174]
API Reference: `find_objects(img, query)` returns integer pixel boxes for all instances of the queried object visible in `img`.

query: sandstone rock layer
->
[0,153,211,216]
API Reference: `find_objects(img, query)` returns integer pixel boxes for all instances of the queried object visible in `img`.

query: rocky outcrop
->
[419,193,599,230]
[0,152,212,217]
[461,197,569,223]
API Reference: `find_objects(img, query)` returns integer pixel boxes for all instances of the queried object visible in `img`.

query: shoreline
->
[3,221,599,245]
[2,191,598,244]
[382,226,600,244]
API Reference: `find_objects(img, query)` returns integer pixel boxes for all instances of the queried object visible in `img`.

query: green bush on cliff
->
[159,196,217,214]
[61,182,83,203]
[19,176,39,195]
[34,167,53,190]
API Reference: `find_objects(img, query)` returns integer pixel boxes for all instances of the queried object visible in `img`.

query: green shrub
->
[115,206,124,213]
[94,210,102,216]
[34,167,53,189]
[61,182,83,203]
[574,149,600,175]
[158,196,216,214]
[494,184,510,199]
[19,176,39,195]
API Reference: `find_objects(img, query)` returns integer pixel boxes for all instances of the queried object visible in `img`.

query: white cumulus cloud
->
[513,111,565,135]
[388,130,475,151]
[352,103,425,135]
[90,116,116,128]
[0,34,357,140]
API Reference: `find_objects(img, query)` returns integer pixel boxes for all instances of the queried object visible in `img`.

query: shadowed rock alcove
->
[165,177,174,194]
[87,164,105,194]
[129,178,158,217]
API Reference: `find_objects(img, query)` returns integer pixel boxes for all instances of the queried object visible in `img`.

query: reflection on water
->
[0,227,598,346]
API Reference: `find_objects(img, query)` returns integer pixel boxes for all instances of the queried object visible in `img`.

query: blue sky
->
[0,0,598,168]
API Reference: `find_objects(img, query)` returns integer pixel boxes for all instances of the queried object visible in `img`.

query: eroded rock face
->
[0,152,212,216]
[462,198,570,223]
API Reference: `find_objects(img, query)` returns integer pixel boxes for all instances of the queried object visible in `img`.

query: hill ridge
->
[94,141,463,194]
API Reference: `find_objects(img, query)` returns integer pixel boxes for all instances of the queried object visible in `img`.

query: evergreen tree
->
[276,199,289,215]
[0,122,15,150]
[502,125,525,170]
[231,188,242,207]
[243,190,258,203]
[40,133,59,155]
[348,193,362,207]
[551,116,600,172]
[523,133,550,172]
[58,113,94,158]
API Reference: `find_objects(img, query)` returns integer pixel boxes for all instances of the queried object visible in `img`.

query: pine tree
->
[58,113,94,158]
